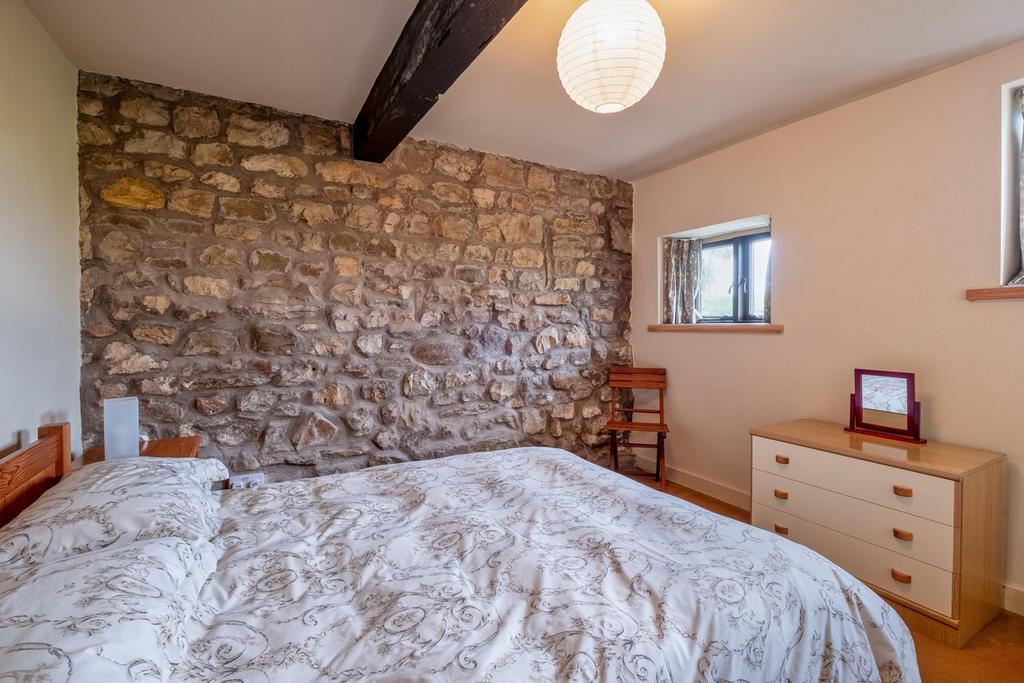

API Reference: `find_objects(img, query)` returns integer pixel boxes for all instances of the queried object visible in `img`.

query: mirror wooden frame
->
[845,368,926,444]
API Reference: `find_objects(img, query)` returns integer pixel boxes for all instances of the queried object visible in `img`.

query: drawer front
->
[752,436,956,525]
[752,470,954,570]
[752,503,954,617]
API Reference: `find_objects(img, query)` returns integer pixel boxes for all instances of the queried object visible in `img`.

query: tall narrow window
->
[1012,86,1024,284]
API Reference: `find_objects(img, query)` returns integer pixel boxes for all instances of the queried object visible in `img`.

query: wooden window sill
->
[647,323,784,334]
[965,286,1024,301]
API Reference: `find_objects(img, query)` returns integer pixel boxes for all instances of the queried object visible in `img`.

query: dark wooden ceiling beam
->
[353,0,528,163]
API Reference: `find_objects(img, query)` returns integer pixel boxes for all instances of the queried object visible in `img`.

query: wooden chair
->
[606,366,669,490]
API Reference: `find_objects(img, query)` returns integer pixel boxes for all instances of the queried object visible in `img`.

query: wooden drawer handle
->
[892,528,914,542]
[773,489,789,500]
[774,455,790,465]
[892,485,913,498]
[891,569,912,584]
[773,523,789,535]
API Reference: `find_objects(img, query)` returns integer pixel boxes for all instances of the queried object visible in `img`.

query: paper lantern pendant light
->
[557,0,666,114]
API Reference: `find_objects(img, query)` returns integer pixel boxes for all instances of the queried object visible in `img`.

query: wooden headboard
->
[0,423,71,527]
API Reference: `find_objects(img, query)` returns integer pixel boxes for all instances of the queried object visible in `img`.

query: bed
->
[0,423,920,682]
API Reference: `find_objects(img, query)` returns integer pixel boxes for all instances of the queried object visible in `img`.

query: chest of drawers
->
[750,419,1005,648]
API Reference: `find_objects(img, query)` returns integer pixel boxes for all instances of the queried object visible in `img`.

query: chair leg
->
[610,431,619,472]
[656,433,666,491]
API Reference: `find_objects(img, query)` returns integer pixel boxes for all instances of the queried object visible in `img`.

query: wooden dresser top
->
[750,419,1004,480]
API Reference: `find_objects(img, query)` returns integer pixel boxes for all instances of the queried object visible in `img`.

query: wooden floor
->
[634,475,1024,682]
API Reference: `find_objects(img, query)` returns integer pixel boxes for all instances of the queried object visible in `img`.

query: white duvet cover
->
[183,447,919,682]
[0,447,920,682]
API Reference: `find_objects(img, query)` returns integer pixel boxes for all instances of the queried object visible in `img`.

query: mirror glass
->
[860,374,909,431]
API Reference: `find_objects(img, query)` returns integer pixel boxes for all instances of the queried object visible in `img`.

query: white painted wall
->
[633,40,1024,611]
[0,1,81,453]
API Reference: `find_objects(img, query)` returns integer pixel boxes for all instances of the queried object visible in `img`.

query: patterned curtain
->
[663,238,701,324]
[1013,88,1024,285]
[763,246,773,323]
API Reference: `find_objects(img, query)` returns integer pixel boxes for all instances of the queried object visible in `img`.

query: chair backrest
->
[607,367,668,429]
[608,366,667,390]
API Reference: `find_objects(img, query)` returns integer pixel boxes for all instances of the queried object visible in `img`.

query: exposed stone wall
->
[77,71,633,480]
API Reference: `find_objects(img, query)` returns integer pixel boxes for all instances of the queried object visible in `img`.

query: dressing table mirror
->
[845,369,925,443]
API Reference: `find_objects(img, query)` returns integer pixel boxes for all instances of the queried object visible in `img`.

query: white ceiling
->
[28,0,1024,179]
[26,0,418,126]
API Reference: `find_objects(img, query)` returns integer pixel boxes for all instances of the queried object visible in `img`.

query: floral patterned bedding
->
[0,457,227,569]
[0,447,920,682]
[182,447,919,682]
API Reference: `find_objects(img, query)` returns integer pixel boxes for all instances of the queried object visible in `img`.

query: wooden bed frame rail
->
[0,422,71,526]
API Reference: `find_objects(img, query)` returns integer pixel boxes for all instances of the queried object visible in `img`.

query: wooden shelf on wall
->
[647,323,784,334]
[965,286,1024,301]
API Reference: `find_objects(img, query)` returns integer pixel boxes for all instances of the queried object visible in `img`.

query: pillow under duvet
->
[0,456,228,569]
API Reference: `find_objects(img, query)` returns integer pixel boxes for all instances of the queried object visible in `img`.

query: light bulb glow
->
[557,0,666,114]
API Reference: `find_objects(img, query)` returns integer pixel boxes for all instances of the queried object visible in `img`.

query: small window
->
[697,232,771,322]
[661,214,772,325]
